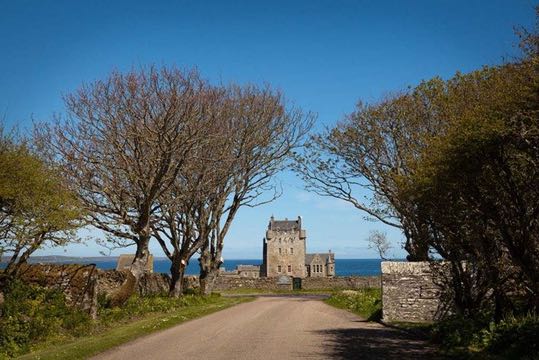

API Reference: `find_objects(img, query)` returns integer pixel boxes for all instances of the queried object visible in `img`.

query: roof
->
[116,254,154,273]
[269,216,302,231]
[236,265,261,271]
[305,253,334,265]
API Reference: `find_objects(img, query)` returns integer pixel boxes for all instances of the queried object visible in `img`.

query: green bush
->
[481,313,538,359]
[0,281,225,358]
[431,314,489,349]
[325,288,382,321]
[0,281,91,358]
[431,313,538,358]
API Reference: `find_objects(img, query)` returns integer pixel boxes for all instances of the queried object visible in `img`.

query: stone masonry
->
[381,261,452,322]
[263,216,307,277]
[261,216,335,278]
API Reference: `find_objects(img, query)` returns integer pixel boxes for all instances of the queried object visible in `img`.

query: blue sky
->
[1,0,536,259]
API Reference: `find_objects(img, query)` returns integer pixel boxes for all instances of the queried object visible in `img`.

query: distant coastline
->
[1,256,384,276]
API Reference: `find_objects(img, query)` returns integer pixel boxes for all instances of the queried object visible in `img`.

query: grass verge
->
[16,295,252,360]
[324,288,382,321]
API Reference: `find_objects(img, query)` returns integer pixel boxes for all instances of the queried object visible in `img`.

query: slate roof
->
[269,216,301,231]
[115,254,154,273]
[305,253,334,265]
[236,265,261,271]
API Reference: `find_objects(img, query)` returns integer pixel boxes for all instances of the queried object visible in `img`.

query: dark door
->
[293,277,302,290]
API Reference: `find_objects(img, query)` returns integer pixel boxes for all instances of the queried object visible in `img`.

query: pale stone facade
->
[262,216,307,277]
[261,216,335,278]
[306,253,335,277]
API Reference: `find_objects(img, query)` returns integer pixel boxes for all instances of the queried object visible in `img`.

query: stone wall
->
[381,261,452,323]
[213,275,293,291]
[211,275,380,291]
[13,265,173,318]
[97,270,171,296]
[17,264,99,318]
[302,276,380,290]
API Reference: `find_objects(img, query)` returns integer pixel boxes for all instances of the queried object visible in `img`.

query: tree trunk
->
[169,256,186,297]
[199,267,218,295]
[404,231,430,261]
[110,234,151,307]
[130,235,151,280]
[198,252,219,295]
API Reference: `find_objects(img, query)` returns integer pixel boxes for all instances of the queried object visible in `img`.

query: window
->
[290,248,293,254]
[288,265,291,273]
[279,248,281,255]
[277,265,281,272]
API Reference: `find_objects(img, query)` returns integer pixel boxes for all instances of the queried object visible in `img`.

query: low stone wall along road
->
[93,295,439,360]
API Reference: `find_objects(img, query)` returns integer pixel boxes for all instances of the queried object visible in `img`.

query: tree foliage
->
[401,60,539,316]
[0,132,82,287]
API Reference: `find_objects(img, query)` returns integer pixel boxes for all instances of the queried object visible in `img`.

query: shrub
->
[0,281,91,357]
[430,314,489,349]
[481,313,538,359]
[431,312,538,358]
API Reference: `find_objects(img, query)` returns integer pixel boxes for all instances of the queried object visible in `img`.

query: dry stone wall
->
[213,275,292,291]
[381,261,452,323]
[302,276,380,290]
[14,265,172,318]
[17,264,99,318]
[211,275,380,291]
[97,270,171,296]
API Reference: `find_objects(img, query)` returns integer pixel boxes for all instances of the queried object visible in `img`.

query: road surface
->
[93,296,439,360]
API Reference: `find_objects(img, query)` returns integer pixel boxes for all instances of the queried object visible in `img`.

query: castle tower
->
[262,216,306,278]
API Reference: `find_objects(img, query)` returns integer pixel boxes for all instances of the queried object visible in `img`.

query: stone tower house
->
[262,216,306,278]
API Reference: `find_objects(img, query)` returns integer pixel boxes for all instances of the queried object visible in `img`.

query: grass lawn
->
[16,295,252,360]
[324,288,382,321]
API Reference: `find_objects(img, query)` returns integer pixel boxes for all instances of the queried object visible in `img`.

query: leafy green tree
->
[0,133,83,289]
[402,60,539,316]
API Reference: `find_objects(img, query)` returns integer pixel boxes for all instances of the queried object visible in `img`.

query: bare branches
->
[294,85,449,260]
[185,84,315,294]
[367,230,392,261]
[37,66,212,278]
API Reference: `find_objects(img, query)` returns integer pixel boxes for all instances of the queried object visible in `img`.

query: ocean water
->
[2,258,383,276]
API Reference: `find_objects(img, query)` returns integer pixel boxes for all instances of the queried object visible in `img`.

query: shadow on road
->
[313,323,442,360]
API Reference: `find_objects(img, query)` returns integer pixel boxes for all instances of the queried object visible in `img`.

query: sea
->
[1,258,383,276]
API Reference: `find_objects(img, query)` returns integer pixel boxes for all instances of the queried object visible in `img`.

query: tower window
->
[290,248,293,254]
[279,248,282,255]
[288,265,291,272]
[277,265,281,272]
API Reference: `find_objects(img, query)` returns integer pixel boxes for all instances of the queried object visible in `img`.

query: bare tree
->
[151,86,234,296]
[38,66,208,281]
[196,85,314,294]
[294,83,449,261]
[367,230,392,260]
